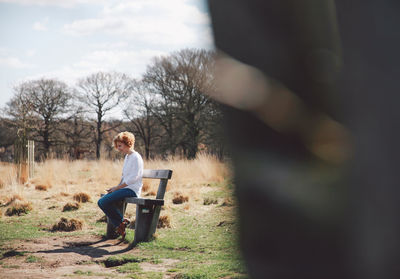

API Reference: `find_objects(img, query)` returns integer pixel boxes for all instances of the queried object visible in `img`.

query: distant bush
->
[52,217,83,231]
[62,202,80,212]
[6,201,33,216]
[73,192,91,203]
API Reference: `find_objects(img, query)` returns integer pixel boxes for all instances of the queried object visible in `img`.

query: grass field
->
[0,154,248,279]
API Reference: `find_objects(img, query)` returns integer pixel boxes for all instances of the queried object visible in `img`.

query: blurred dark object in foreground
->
[207,0,400,278]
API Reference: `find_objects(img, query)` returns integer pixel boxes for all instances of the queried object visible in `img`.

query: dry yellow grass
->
[1,194,24,206]
[0,155,230,226]
[145,153,230,191]
[0,162,18,187]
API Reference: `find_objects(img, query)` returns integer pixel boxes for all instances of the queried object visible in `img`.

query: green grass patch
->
[73,270,93,276]
[133,188,247,278]
[116,262,142,273]
[0,210,102,245]
[134,271,163,279]
[26,255,41,263]
[2,264,21,269]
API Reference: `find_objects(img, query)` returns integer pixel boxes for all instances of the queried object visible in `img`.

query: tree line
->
[0,49,226,161]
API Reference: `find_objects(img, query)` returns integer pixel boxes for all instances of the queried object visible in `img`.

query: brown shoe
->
[116,219,130,240]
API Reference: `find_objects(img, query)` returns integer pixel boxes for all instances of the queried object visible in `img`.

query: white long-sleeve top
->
[121,151,143,196]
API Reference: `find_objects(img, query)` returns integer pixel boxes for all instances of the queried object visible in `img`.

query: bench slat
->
[142,169,172,179]
[125,197,164,206]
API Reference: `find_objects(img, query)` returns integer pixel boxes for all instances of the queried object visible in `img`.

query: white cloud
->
[73,49,167,78]
[90,41,128,50]
[0,56,33,69]
[23,49,166,86]
[0,0,105,8]
[33,17,49,31]
[26,49,36,57]
[64,0,213,48]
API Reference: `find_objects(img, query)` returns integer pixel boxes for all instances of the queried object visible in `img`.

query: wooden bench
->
[105,169,173,247]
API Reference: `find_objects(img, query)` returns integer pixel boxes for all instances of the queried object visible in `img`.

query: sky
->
[0,0,214,114]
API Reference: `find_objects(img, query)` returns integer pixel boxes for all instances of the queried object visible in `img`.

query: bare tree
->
[4,79,71,158]
[29,79,72,157]
[59,105,94,159]
[4,82,36,139]
[143,49,217,159]
[76,72,130,159]
[123,80,160,160]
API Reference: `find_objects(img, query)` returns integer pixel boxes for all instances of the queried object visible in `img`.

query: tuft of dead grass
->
[73,192,91,203]
[51,217,83,232]
[2,194,24,206]
[203,197,218,206]
[62,202,80,212]
[157,214,171,228]
[172,192,189,204]
[145,191,156,197]
[5,201,33,216]
[35,184,48,191]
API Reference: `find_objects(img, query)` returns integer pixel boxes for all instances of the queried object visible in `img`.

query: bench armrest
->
[125,197,164,206]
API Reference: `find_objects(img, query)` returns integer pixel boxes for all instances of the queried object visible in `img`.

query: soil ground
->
[0,235,179,279]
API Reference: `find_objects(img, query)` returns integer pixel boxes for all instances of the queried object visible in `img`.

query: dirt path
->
[0,235,178,279]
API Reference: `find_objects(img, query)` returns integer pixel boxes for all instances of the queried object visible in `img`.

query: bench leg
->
[149,205,162,236]
[106,200,127,239]
[131,204,157,246]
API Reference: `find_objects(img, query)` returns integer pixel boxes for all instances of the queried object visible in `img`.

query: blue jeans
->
[98,188,136,227]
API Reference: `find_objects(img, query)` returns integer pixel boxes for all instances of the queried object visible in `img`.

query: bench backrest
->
[142,169,173,200]
[142,169,172,179]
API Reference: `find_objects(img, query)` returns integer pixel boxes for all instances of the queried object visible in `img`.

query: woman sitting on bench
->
[98,131,144,240]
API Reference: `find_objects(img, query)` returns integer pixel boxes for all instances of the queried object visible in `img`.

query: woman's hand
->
[106,186,117,193]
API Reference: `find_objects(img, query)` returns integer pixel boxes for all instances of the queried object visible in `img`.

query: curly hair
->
[113,131,135,150]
